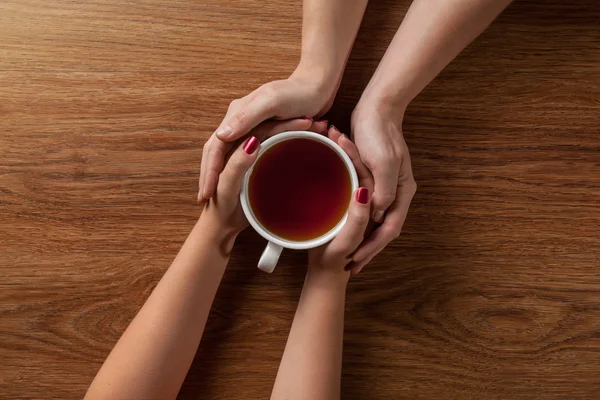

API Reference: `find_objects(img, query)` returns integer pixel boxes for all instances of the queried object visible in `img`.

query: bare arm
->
[84,214,234,400]
[360,0,513,109]
[199,0,369,201]
[349,0,512,273]
[271,128,372,400]
[295,0,370,99]
[271,271,349,400]
[85,119,326,399]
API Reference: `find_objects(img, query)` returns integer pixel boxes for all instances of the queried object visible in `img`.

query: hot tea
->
[248,138,352,241]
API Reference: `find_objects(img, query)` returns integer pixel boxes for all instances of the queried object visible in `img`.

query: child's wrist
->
[305,266,350,291]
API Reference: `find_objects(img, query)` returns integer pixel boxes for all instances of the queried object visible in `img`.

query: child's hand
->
[202,118,329,237]
[307,126,374,280]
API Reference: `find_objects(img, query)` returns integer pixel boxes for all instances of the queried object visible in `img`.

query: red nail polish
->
[243,136,259,154]
[356,187,369,204]
[302,117,313,121]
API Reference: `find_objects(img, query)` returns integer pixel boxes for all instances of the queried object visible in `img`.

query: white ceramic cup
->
[240,131,359,273]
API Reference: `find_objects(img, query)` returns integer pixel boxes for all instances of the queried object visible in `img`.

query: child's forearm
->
[85,210,235,400]
[271,269,350,400]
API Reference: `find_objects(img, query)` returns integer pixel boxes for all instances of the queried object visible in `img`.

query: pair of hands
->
[200,74,417,273]
[204,119,372,275]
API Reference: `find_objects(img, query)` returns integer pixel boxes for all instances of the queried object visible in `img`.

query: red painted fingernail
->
[302,117,313,121]
[356,187,369,204]
[243,136,259,154]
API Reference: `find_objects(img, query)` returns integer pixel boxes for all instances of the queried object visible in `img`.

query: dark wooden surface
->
[2,1,600,399]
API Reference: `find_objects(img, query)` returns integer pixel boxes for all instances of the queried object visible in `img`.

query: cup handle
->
[258,241,283,273]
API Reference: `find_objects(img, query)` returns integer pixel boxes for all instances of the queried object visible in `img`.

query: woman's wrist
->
[291,61,341,105]
[356,84,410,117]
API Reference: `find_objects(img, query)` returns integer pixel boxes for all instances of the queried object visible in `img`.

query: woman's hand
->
[198,70,337,202]
[307,126,374,280]
[348,102,417,274]
[202,118,330,236]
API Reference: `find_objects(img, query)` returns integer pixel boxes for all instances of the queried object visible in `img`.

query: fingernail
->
[330,124,339,132]
[302,117,313,121]
[373,210,385,223]
[356,187,369,204]
[243,136,259,154]
[316,119,328,125]
[197,190,202,202]
[215,125,233,139]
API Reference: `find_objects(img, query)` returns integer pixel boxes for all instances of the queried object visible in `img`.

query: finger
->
[252,118,313,141]
[371,162,400,223]
[348,252,376,275]
[337,134,374,193]
[307,119,327,134]
[311,119,329,134]
[198,135,212,202]
[327,124,342,143]
[352,178,416,263]
[216,136,261,199]
[216,88,281,142]
[329,187,370,257]
[201,138,233,201]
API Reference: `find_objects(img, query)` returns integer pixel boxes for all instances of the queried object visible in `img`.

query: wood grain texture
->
[2,0,600,399]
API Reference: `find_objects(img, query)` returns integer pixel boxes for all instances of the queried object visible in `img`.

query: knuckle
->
[384,155,400,166]
[233,108,248,126]
[207,144,220,158]
[263,93,280,112]
[228,98,241,110]
[351,210,370,225]
[202,136,213,153]
[259,83,276,98]
[383,225,401,241]
[375,192,396,206]
[408,179,418,196]
[380,149,401,166]
[227,159,244,175]
[399,147,410,160]
[259,84,283,108]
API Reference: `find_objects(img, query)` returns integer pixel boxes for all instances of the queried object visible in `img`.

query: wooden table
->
[2,1,599,398]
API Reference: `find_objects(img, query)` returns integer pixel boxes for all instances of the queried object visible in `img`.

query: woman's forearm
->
[85,212,235,400]
[359,0,512,109]
[294,0,369,94]
[271,270,349,400]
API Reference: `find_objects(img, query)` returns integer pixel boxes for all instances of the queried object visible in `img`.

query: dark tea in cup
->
[248,138,352,241]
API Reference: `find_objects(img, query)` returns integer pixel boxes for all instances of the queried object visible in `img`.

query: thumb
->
[216,94,280,142]
[330,187,371,255]
[370,165,399,223]
[216,136,260,198]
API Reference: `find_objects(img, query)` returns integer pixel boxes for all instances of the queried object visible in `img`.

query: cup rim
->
[240,131,359,250]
